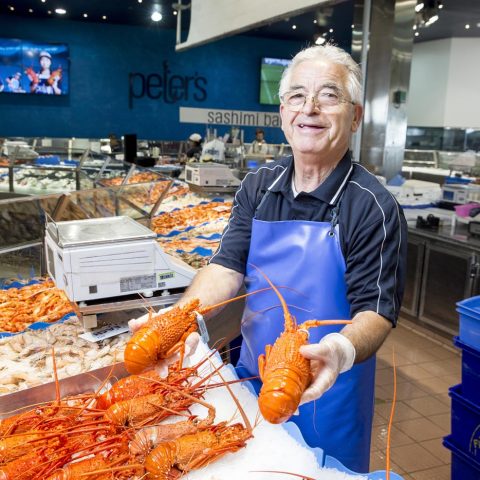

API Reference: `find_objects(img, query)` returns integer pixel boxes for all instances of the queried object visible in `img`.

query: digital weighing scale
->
[45,216,196,327]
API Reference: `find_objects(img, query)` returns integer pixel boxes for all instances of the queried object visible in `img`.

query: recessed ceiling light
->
[29,8,33,12]
[173,10,177,15]
[415,31,419,36]
[41,0,46,2]
[8,5,14,11]
[315,37,326,45]
[138,0,143,3]
[351,24,354,29]
[151,11,162,21]
[413,25,417,30]
[292,24,297,30]
[83,13,88,18]
[477,22,480,28]
[329,28,333,33]
[415,3,424,13]
[313,19,317,24]
[465,24,470,29]
[47,10,52,14]
[438,3,443,8]
[102,15,107,20]
[55,8,66,14]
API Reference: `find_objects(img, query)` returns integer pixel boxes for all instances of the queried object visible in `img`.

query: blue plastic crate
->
[449,384,480,460]
[444,434,480,480]
[456,296,480,350]
[454,337,480,405]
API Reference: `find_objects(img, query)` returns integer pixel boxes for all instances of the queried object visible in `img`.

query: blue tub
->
[454,336,480,406]
[444,434,480,480]
[449,383,480,460]
[457,296,480,351]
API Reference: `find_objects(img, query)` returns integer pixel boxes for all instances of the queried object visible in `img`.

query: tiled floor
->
[370,317,460,479]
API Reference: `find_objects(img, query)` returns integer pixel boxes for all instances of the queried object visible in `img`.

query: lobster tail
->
[124,327,162,375]
[258,366,309,424]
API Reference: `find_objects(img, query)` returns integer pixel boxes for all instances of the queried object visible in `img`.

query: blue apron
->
[236,193,376,473]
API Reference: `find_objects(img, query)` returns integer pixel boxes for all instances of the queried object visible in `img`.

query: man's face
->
[40,56,51,70]
[280,59,362,162]
[256,132,264,142]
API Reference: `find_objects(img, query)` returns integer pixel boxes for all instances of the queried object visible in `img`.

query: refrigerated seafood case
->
[45,216,196,303]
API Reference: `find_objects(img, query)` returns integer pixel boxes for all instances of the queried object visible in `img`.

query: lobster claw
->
[194,311,210,343]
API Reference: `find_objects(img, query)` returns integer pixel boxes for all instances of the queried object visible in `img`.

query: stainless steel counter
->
[404,219,480,336]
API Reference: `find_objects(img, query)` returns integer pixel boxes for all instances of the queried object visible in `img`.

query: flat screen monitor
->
[259,57,291,105]
[0,39,69,96]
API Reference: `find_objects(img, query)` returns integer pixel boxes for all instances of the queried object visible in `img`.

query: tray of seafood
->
[0,278,74,336]
[0,316,129,395]
[151,200,231,236]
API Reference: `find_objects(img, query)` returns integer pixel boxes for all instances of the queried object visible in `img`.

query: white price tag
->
[79,323,129,343]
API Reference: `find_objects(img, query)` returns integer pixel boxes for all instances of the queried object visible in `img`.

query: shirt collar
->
[269,151,353,205]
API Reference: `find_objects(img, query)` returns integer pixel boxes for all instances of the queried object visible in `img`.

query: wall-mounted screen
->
[259,57,291,106]
[0,39,69,96]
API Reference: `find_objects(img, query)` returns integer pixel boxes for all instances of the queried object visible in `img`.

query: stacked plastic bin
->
[443,296,480,479]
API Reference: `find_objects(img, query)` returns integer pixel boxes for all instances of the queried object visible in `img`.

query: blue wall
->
[0,15,306,143]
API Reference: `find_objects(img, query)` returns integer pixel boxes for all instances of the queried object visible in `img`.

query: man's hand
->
[299,333,356,404]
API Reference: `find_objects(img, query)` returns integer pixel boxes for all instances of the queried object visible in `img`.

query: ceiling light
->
[351,24,354,28]
[83,13,88,18]
[329,28,333,33]
[47,10,52,14]
[438,2,443,8]
[102,15,107,20]
[138,0,143,2]
[315,37,326,45]
[415,2,424,13]
[29,8,33,12]
[425,14,438,25]
[477,22,480,28]
[55,8,66,14]
[292,24,296,30]
[313,19,317,24]
[415,31,419,36]
[173,10,177,15]
[41,0,46,2]
[465,24,470,29]
[151,11,162,21]
[413,25,417,30]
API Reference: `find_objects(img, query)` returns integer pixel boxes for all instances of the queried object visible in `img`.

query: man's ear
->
[351,104,363,133]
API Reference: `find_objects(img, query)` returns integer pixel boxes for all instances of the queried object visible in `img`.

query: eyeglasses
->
[281,89,356,112]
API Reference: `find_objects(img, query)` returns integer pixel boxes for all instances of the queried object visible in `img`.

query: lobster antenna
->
[200,286,276,315]
[248,263,294,328]
[386,346,397,480]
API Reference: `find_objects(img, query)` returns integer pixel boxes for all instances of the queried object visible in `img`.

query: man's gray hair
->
[279,44,363,104]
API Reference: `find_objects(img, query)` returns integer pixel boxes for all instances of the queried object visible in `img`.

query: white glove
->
[128,306,173,333]
[299,333,356,405]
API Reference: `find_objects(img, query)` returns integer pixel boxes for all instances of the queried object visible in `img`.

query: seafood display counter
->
[0,337,403,480]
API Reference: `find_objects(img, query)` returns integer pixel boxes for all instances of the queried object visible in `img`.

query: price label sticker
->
[79,323,129,343]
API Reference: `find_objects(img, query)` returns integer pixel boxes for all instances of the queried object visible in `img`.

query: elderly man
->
[132,44,407,472]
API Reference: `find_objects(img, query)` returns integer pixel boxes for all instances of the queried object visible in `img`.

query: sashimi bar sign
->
[128,61,207,108]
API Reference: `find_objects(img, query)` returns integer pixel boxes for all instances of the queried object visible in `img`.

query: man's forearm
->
[178,263,244,318]
[340,310,393,363]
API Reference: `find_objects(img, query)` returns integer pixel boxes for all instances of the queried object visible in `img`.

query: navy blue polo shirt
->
[210,151,407,325]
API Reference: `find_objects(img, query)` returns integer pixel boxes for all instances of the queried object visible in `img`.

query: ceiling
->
[1,0,480,45]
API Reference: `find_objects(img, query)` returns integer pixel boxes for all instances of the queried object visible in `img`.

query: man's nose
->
[302,95,320,114]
